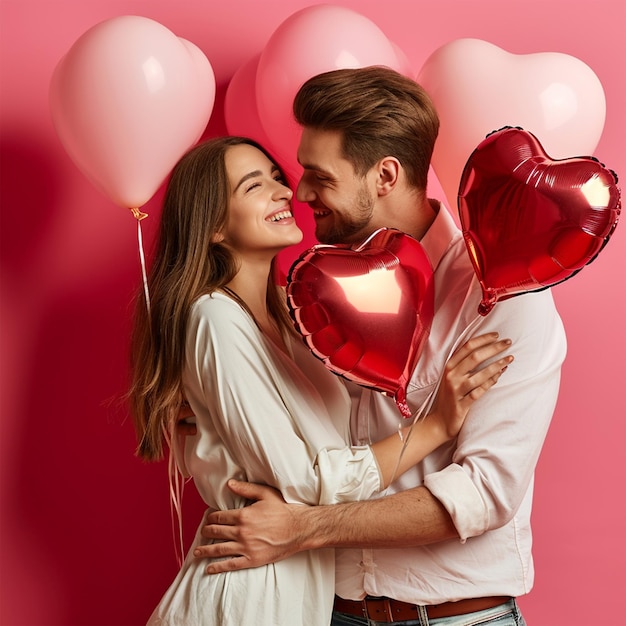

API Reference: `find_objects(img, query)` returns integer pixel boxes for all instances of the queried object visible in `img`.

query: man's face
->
[296,128,376,245]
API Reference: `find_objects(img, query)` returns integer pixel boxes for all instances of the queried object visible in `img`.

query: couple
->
[129,67,566,625]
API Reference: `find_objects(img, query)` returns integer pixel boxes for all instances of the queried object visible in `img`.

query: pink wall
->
[1,1,624,624]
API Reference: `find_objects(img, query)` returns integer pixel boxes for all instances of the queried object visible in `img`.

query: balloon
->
[391,41,415,78]
[417,38,606,210]
[50,15,215,208]
[458,127,621,316]
[225,55,303,183]
[255,5,401,172]
[224,55,273,148]
[287,228,434,418]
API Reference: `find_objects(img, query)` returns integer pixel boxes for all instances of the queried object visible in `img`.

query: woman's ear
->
[376,156,401,197]
[211,231,225,244]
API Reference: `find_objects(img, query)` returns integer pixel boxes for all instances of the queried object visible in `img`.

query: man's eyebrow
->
[298,161,333,177]
[233,165,280,192]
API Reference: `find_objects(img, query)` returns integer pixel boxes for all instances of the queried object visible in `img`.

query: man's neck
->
[374,193,438,241]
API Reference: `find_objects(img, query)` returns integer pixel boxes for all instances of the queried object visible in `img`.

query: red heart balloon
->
[287,228,434,418]
[458,127,621,315]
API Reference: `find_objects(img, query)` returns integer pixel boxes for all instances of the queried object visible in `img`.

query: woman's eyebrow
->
[233,170,262,192]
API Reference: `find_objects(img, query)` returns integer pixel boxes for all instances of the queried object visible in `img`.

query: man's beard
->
[316,185,375,245]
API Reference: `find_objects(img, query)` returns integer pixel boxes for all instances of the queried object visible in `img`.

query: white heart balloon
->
[417,38,606,210]
[50,16,215,209]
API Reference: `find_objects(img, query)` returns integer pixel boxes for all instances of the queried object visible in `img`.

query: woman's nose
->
[272,181,293,200]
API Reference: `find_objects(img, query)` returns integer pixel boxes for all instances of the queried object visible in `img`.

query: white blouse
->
[148,292,382,626]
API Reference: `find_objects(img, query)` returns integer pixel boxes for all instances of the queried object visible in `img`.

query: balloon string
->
[130,208,151,314]
[130,209,185,563]
[162,422,187,568]
[383,312,484,493]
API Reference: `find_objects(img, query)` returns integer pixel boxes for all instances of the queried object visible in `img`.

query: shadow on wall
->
[0,131,63,278]
[0,129,206,625]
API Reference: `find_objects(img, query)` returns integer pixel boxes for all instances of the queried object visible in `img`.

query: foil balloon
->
[458,127,621,316]
[287,228,434,418]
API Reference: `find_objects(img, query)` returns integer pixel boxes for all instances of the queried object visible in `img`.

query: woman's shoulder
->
[192,291,232,310]
[189,292,254,333]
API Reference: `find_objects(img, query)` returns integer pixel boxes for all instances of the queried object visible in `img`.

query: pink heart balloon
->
[224,54,273,149]
[255,5,402,174]
[417,38,606,210]
[458,127,621,316]
[287,228,435,418]
[50,16,215,209]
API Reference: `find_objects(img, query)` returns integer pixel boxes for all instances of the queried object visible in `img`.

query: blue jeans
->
[331,599,526,626]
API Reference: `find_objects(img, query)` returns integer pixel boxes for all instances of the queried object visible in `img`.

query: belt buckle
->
[363,598,394,623]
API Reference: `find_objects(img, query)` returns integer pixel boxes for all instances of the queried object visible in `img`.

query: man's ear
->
[376,157,401,197]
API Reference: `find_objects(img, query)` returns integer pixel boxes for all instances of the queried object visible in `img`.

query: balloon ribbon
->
[130,207,151,313]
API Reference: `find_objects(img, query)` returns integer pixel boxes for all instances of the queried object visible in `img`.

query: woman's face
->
[222,144,303,256]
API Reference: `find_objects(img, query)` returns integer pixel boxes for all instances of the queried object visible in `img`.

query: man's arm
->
[195,479,458,574]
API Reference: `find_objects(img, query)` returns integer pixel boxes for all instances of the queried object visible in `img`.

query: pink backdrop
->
[1,1,624,624]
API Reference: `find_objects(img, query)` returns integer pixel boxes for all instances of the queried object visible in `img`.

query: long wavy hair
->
[128,136,293,462]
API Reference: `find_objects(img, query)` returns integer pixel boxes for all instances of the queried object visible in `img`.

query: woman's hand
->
[426,332,513,439]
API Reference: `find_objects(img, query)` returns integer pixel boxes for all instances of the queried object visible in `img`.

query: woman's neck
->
[226,257,270,318]
[224,260,288,355]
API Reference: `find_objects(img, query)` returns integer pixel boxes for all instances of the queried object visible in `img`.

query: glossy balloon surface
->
[458,127,621,315]
[287,228,434,418]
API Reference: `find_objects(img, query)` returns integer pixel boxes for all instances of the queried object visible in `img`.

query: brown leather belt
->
[334,595,512,623]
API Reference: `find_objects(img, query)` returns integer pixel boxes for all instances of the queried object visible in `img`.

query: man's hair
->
[293,66,439,190]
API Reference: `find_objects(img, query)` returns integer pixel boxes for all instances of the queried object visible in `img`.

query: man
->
[193,67,566,625]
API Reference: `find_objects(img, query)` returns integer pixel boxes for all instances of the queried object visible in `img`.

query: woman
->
[128,137,513,625]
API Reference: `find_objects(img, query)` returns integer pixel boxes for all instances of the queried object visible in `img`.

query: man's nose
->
[296,177,314,203]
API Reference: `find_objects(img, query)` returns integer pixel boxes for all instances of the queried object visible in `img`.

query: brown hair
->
[128,136,292,461]
[293,66,439,190]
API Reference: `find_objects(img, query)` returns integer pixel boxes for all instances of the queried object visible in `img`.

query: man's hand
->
[174,402,197,478]
[194,480,306,574]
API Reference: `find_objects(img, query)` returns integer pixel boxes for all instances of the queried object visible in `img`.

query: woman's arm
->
[178,314,512,492]
[371,332,513,487]
[193,332,513,571]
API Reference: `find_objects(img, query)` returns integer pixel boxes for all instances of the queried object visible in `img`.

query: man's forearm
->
[295,485,459,550]
[197,481,459,573]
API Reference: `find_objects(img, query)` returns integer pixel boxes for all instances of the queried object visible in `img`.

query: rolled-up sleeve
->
[424,289,566,540]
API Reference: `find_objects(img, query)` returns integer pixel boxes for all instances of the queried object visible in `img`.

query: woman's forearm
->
[370,416,448,487]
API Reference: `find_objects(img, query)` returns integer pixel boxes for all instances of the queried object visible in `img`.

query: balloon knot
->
[130,207,148,221]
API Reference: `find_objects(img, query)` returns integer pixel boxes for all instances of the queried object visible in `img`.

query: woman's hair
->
[128,136,292,461]
[293,66,439,191]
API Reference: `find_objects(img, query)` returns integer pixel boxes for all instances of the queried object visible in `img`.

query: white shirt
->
[148,293,382,626]
[335,204,567,604]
